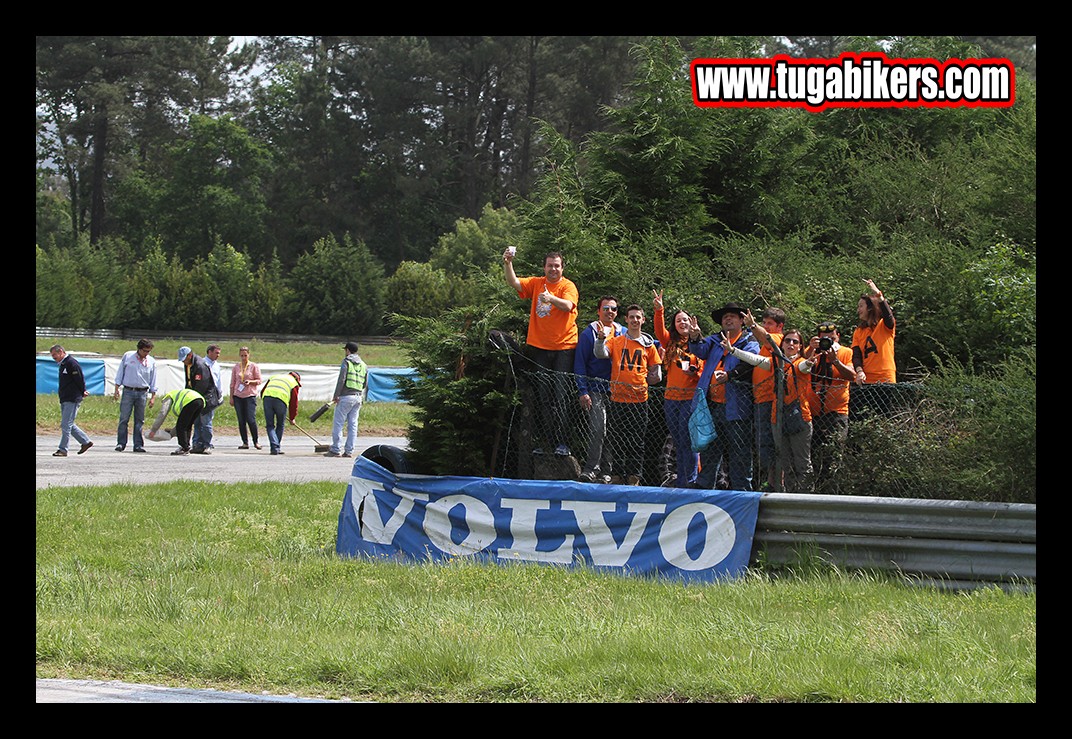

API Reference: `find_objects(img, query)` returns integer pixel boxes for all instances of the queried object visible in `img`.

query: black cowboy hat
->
[711,302,748,325]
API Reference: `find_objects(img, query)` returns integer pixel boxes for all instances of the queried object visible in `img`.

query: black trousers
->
[175,399,206,450]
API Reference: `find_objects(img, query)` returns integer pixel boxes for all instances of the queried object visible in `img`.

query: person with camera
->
[803,322,855,493]
[653,290,703,487]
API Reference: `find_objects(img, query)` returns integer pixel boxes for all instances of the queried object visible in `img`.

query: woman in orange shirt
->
[851,278,896,385]
[723,328,815,493]
[653,290,703,487]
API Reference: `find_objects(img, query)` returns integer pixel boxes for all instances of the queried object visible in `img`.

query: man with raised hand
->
[503,246,579,457]
[574,295,624,483]
[594,304,662,486]
[687,302,760,491]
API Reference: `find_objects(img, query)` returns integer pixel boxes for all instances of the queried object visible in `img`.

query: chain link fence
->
[491,353,1028,502]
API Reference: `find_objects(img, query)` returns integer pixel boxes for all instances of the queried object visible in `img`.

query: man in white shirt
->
[113,338,157,453]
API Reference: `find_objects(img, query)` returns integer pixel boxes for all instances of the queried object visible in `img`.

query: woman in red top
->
[653,290,703,487]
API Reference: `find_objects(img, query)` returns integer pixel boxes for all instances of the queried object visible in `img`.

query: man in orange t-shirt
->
[594,304,662,485]
[504,247,579,456]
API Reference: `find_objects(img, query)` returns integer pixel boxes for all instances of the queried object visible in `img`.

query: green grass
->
[36,480,1036,702]
[36,394,413,437]
[36,336,411,368]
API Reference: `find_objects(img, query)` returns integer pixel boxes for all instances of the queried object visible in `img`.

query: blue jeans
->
[116,388,148,450]
[696,402,753,491]
[192,408,215,449]
[233,396,259,446]
[263,397,287,453]
[664,398,698,486]
[59,401,90,453]
[330,395,363,454]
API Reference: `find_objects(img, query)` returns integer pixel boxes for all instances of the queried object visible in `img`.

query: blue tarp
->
[337,456,762,583]
[36,356,107,396]
[365,367,413,403]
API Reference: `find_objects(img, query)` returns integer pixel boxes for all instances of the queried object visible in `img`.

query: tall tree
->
[36,36,251,244]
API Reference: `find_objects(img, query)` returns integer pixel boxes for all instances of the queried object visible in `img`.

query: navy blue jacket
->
[57,354,86,404]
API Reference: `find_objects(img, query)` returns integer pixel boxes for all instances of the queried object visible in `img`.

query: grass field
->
[35,479,1036,703]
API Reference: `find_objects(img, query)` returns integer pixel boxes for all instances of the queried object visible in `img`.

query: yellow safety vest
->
[166,388,204,416]
[263,373,299,404]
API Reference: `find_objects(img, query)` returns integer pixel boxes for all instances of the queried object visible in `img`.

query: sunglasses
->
[783,338,801,345]
[817,323,837,333]
[601,306,618,312]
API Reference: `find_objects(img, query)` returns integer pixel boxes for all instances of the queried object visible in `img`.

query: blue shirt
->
[114,350,157,393]
[574,320,624,396]
[690,330,760,421]
[205,357,222,392]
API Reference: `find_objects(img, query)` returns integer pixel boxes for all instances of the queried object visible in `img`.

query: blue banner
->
[337,456,762,583]
[36,356,106,395]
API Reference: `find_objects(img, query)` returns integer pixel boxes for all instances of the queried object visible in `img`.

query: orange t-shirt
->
[518,276,579,351]
[805,346,853,416]
[852,321,896,383]
[752,331,784,405]
[772,357,812,425]
[653,306,703,401]
[603,334,662,404]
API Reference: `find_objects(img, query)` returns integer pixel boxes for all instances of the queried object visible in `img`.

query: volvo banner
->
[337,456,762,583]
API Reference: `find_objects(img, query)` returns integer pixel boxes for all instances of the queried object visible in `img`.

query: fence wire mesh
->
[492,360,963,498]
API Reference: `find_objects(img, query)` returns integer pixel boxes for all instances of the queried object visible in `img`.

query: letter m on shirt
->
[619,347,642,372]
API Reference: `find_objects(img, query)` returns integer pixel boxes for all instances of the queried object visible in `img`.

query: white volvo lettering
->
[354,479,427,545]
[499,498,574,563]
[561,501,665,566]
[423,494,497,556]
[658,502,737,570]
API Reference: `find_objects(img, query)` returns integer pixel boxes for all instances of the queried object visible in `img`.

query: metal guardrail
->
[751,493,1036,592]
[35,327,401,346]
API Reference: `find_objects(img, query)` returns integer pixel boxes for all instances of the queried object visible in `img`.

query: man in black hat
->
[687,302,761,490]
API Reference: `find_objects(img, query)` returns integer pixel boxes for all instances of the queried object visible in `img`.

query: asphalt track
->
[36,431,407,703]
[36,432,407,490]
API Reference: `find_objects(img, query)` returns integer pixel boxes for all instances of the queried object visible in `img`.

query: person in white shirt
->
[112,338,157,452]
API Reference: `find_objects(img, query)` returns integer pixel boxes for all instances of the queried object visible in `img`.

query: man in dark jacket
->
[687,302,760,491]
[50,344,93,457]
[178,345,221,454]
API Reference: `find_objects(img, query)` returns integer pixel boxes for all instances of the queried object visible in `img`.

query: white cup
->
[506,246,517,256]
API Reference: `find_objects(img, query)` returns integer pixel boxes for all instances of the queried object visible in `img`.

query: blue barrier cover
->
[36,356,106,396]
[366,367,413,403]
[337,456,761,583]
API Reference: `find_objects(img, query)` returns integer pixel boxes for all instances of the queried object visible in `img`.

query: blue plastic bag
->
[688,387,717,452]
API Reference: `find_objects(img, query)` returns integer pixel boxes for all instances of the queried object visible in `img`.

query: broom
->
[291,420,331,453]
